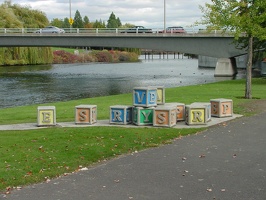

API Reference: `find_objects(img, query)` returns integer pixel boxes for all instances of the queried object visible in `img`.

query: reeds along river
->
[0,55,245,108]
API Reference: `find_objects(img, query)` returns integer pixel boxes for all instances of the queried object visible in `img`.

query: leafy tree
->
[0,2,52,65]
[11,4,48,28]
[107,12,122,28]
[198,0,266,99]
[120,23,135,28]
[73,10,84,28]
[51,18,64,27]
[116,17,122,27]
[0,4,23,28]
[107,12,117,28]
[62,17,70,28]
[93,19,106,28]
[83,16,90,26]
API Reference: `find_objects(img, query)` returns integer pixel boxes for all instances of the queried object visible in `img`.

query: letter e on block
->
[37,106,56,126]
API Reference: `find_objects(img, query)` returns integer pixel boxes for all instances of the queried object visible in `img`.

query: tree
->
[93,19,106,28]
[62,17,70,28]
[83,16,89,26]
[51,18,63,27]
[73,10,83,28]
[107,12,121,28]
[198,0,266,99]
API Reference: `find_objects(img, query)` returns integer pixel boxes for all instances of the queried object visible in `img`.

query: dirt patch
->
[239,99,266,115]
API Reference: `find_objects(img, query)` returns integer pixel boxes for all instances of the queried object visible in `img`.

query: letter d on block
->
[37,106,56,126]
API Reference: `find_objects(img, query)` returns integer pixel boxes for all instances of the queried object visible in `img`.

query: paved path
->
[0,114,241,130]
[2,113,266,200]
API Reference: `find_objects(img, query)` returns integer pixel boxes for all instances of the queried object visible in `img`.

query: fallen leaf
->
[80,167,88,171]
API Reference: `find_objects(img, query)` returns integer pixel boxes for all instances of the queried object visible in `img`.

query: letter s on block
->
[79,110,87,121]
[157,112,166,124]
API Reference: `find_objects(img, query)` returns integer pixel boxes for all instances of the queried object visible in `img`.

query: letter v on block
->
[135,91,145,103]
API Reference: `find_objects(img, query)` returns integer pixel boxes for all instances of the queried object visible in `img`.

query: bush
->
[52,49,139,64]
[53,50,80,64]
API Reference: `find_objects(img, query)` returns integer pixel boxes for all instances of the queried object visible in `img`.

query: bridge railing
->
[0,28,235,36]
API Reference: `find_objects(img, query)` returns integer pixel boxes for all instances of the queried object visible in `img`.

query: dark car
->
[35,26,65,33]
[121,26,153,33]
[159,26,186,34]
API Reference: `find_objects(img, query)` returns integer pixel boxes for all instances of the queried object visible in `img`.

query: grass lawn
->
[0,78,266,192]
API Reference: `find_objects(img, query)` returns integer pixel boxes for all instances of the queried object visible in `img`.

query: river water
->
[0,55,245,108]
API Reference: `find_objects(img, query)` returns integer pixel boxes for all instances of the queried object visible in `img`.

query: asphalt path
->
[3,112,266,200]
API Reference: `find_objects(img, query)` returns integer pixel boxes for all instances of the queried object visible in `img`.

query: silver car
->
[35,26,65,33]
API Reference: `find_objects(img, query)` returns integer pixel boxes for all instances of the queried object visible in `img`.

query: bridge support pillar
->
[214,58,237,77]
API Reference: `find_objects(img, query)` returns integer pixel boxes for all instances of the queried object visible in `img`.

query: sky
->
[11,0,211,29]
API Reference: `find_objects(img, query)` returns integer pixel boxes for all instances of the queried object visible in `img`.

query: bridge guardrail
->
[0,28,235,36]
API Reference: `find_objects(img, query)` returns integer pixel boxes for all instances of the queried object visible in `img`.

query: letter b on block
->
[37,106,56,126]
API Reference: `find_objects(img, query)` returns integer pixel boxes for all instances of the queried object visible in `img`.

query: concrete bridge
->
[0,30,247,76]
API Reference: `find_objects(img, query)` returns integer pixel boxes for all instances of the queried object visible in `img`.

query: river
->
[0,55,245,108]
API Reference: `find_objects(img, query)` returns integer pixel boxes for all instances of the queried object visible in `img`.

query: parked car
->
[120,26,153,33]
[35,26,65,33]
[159,26,186,34]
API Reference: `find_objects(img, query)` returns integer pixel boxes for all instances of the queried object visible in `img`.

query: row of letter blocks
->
[110,98,233,127]
[186,98,233,125]
[110,103,185,127]
[37,105,97,126]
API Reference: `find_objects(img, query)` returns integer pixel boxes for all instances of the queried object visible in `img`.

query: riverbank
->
[53,48,140,64]
[0,78,266,193]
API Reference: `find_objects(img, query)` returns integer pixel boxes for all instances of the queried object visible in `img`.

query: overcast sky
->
[11,0,211,29]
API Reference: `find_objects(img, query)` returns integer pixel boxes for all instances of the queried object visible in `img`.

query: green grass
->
[0,78,266,191]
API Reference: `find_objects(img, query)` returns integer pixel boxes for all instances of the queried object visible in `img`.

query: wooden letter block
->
[75,105,97,125]
[156,86,165,105]
[164,103,186,121]
[110,105,133,125]
[133,107,154,126]
[191,102,211,121]
[37,106,56,126]
[210,98,233,117]
[153,106,177,127]
[185,105,207,125]
[133,87,157,107]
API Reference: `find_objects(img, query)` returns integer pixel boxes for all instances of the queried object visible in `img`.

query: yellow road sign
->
[69,18,74,25]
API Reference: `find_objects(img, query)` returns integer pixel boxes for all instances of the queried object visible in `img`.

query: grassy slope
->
[0,78,266,191]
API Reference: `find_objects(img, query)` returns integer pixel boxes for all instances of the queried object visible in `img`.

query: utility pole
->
[164,0,166,32]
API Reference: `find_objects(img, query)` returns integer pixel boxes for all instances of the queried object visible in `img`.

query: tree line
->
[0,2,138,66]
[51,11,133,29]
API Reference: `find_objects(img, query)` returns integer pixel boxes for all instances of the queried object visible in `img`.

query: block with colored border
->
[153,106,177,127]
[210,98,233,117]
[191,102,211,121]
[185,105,207,125]
[156,86,165,105]
[75,105,97,125]
[133,87,157,107]
[110,105,133,125]
[133,106,154,126]
[37,106,56,126]
[164,103,186,121]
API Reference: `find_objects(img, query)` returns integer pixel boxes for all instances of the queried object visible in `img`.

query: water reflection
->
[0,57,246,108]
